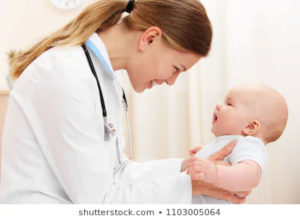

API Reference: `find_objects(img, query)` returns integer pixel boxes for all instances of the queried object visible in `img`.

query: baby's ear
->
[242,120,261,136]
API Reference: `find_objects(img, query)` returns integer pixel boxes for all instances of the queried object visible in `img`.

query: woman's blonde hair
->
[11,0,212,79]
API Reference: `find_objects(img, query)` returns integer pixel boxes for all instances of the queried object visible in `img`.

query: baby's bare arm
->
[214,160,262,191]
[188,159,262,192]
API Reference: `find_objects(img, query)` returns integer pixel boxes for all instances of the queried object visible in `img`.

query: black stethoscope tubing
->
[81,43,133,162]
[81,43,128,119]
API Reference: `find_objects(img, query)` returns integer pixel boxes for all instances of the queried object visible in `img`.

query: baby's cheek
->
[221,112,238,132]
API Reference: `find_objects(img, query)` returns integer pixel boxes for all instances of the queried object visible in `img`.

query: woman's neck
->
[97,23,136,71]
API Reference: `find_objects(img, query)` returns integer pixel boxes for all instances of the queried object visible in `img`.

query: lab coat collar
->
[86,33,115,77]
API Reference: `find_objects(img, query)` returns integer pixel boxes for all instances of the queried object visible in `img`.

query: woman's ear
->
[242,120,261,136]
[138,26,162,51]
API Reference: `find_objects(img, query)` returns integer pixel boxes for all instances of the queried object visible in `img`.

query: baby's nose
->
[216,104,222,111]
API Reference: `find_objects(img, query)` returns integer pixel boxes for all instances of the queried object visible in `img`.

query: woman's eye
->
[173,66,180,73]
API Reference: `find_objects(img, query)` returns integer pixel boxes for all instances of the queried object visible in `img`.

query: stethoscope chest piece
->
[104,122,117,141]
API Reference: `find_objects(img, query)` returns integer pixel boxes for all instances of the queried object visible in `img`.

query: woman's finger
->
[227,194,246,204]
[234,190,252,198]
[192,179,246,204]
[204,188,245,204]
[208,140,237,161]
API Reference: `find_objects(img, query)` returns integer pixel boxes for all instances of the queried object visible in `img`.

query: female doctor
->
[0,0,245,203]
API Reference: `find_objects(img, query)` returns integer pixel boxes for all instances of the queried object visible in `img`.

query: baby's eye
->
[227,102,232,106]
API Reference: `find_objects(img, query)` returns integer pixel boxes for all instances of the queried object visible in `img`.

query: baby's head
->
[211,84,288,144]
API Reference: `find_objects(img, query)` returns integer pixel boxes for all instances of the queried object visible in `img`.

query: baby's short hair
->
[262,87,288,143]
[236,84,288,143]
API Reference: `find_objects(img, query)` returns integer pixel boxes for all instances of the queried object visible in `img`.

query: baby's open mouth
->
[213,112,218,123]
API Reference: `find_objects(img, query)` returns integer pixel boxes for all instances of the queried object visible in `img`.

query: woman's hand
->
[192,179,246,204]
[189,140,249,203]
[181,140,236,172]
[207,140,237,161]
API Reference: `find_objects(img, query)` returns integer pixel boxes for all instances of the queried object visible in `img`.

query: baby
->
[188,83,288,204]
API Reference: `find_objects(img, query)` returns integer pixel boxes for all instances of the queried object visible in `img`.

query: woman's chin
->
[135,89,145,93]
[131,81,152,93]
[132,85,146,93]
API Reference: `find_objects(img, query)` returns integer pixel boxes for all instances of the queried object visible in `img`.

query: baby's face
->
[211,84,288,142]
[211,87,255,137]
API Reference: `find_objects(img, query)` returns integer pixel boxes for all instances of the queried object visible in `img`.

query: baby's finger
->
[187,166,204,176]
[195,173,204,179]
[187,159,206,169]
[190,173,204,181]
[188,157,200,163]
[189,146,203,156]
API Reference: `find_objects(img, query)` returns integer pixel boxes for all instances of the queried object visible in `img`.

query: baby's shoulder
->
[236,136,265,149]
[229,136,269,170]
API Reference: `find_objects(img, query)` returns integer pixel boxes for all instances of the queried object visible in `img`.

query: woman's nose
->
[166,72,180,86]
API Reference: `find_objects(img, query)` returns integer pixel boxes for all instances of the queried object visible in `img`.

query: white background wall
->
[0,0,96,89]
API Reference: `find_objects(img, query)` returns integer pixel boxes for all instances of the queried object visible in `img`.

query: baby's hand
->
[187,157,217,184]
[181,146,204,172]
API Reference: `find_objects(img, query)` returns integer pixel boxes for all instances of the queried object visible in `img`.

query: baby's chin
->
[210,127,218,137]
[211,127,238,137]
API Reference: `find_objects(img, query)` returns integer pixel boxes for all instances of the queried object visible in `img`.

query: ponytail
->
[11,0,127,79]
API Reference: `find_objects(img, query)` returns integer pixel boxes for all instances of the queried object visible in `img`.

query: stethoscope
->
[81,41,133,173]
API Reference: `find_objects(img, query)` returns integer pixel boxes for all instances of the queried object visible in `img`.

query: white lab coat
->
[0,33,192,204]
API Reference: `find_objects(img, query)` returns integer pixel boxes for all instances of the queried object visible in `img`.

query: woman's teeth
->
[148,80,159,89]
